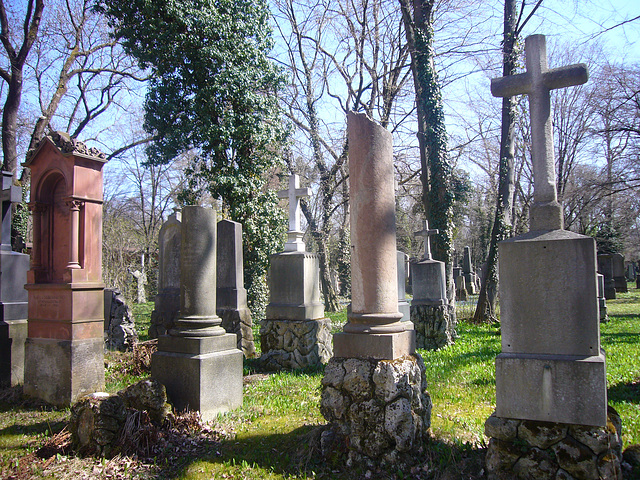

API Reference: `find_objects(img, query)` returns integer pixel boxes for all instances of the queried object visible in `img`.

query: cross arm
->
[295,187,311,198]
[543,64,588,90]
[491,72,531,98]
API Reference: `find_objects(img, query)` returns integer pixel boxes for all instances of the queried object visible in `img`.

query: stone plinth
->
[23,132,106,406]
[260,318,332,370]
[151,206,242,420]
[485,408,623,480]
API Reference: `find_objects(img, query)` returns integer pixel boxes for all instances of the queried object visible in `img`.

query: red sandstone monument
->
[23,132,107,406]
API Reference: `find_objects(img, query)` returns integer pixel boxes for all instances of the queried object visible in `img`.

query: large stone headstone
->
[152,206,242,420]
[486,34,618,480]
[23,132,106,406]
[321,112,429,466]
[597,254,616,300]
[261,174,332,370]
[0,172,29,388]
[149,210,181,338]
[217,219,256,358]
[410,220,455,350]
[611,253,627,293]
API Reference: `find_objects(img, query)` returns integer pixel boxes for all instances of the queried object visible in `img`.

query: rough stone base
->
[0,319,27,387]
[104,290,138,351]
[260,318,332,370]
[485,407,623,480]
[24,337,105,407]
[320,354,431,467]
[148,289,180,339]
[410,303,456,350]
[219,307,256,358]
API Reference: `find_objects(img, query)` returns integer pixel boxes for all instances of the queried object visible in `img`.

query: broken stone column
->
[217,219,256,358]
[152,206,242,420]
[321,112,430,467]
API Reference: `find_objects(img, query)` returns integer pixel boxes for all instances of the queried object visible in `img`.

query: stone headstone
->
[611,253,627,293]
[0,171,29,388]
[152,206,243,420]
[149,210,181,338]
[261,174,332,370]
[455,275,468,301]
[597,254,616,300]
[410,220,455,349]
[23,132,106,406]
[462,246,477,295]
[397,251,411,323]
[217,219,255,358]
[597,273,608,323]
[626,263,635,281]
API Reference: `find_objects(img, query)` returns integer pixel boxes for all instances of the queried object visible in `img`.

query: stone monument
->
[597,254,616,300]
[23,132,106,406]
[0,172,29,387]
[410,220,455,350]
[152,206,242,420]
[150,210,181,338]
[217,219,256,358]
[261,174,332,370]
[485,35,621,479]
[320,112,430,467]
[597,273,608,323]
[397,251,410,323]
[611,253,627,293]
[462,246,477,295]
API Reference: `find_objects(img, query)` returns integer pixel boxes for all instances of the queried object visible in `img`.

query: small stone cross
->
[278,174,311,252]
[0,172,20,251]
[491,34,588,230]
[414,219,438,261]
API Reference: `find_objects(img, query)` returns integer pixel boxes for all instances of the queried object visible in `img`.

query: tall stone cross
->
[491,34,588,231]
[278,173,311,252]
[414,219,438,261]
[1,172,20,251]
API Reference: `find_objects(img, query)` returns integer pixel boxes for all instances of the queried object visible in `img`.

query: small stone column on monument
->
[485,35,620,479]
[217,219,256,358]
[0,171,29,388]
[260,174,332,370]
[152,206,243,420]
[410,220,455,350]
[321,112,430,466]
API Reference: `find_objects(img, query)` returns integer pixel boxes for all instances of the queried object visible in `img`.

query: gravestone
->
[321,112,429,467]
[0,171,29,387]
[23,132,106,406]
[597,254,616,300]
[462,246,477,294]
[455,275,468,301]
[397,251,411,323]
[626,263,635,281]
[612,253,627,293]
[485,35,620,479]
[261,174,332,370]
[410,220,455,349]
[597,274,608,323]
[152,206,242,420]
[217,219,256,358]
[150,210,181,338]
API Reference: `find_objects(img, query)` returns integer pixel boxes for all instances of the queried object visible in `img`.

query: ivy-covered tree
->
[97,0,288,319]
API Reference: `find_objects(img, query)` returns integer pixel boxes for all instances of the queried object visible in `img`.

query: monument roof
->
[24,131,107,166]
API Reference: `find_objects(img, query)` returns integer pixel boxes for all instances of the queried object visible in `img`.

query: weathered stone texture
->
[260,318,332,370]
[220,308,256,358]
[410,304,456,350]
[104,289,138,352]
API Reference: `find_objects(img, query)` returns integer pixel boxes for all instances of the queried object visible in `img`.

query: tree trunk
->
[473,0,518,323]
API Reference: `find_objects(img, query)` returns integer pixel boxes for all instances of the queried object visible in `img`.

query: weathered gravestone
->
[597,254,616,300]
[261,174,332,370]
[485,35,621,479]
[0,171,29,387]
[462,246,477,295]
[103,289,138,351]
[149,210,181,338]
[410,220,455,349]
[217,219,256,358]
[597,273,608,323]
[152,206,243,420]
[23,132,106,406]
[612,253,627,293]
[397,251,411,323]
[626,262,635,281]
[320,112,430,467]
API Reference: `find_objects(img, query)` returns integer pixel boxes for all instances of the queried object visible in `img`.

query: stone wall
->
[485,408,623,480]
[410,304,456,350]
[260,318,332,370]
[320,354,431,467]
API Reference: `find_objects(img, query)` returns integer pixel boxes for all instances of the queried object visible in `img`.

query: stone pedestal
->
[23,132,106,406]
[151,206,242,420]
[260,318,332,370]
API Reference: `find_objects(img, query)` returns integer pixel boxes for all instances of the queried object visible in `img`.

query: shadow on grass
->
[600,330,640,345]
[0,418,67,438]
[608,379,640,404]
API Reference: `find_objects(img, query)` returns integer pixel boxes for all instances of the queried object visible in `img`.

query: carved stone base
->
[260,318,332,370]
[484,408,623,480]
[320,354,431,467]
[410,303,456,350]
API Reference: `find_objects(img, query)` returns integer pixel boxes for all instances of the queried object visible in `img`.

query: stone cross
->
[491,34,588,231]
[1,172,21,251]
[414,220,438,261]
[278,174,311,252]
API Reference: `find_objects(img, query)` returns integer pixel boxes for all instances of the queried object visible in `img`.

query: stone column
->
[152,206,242,420]
[321,112,429,467]
[65,199,82,270]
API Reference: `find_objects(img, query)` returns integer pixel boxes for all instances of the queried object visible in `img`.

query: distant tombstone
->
[0,171,29,387]
[130,261,147,304]
[597,274,608,323]
[626,263,635,281]
[217,219,256,358]
[397,251,411,323]
[261,174,332,370]
[462,246,476,295]
[455,275,468,302]
[104,289,138,351]
[597,254,616,300]
[485,35,619,479]
[612,253,627,293]
[453,266,462,280]
[410,220,455,349]
[152,206,243,420]
[23,132,106,406]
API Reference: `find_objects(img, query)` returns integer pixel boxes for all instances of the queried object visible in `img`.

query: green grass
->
[131,301,154,342]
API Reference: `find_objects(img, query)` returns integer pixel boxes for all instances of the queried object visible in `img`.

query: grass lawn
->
[0,288,638,479]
